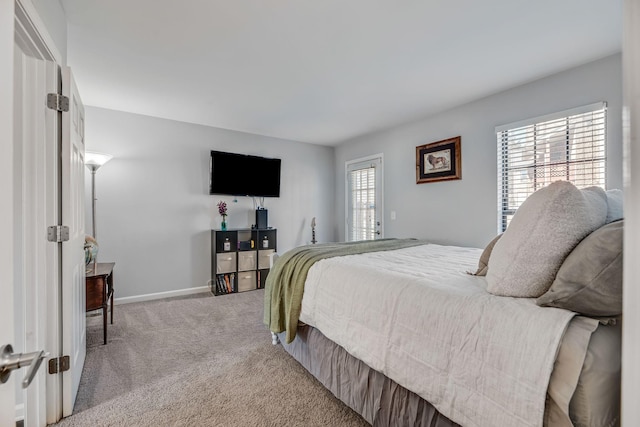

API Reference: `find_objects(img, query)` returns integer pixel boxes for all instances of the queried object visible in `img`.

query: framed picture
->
[416,136,461,184]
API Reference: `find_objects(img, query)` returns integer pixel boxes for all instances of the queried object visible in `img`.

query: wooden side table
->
[86,262,115,345]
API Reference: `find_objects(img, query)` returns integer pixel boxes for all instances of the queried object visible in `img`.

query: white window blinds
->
[346,157,381,241]
[496,102,607,232]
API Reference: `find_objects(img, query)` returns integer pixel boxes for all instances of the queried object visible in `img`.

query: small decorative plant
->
[217,201,228,230]
[217,200,227,217]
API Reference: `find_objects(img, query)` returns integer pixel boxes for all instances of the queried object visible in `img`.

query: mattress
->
[281,243,621,426]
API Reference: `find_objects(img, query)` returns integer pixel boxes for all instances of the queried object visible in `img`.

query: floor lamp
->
[85,151,113,246]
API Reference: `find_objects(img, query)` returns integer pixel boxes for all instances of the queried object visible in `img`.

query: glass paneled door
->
[346,155,383,241]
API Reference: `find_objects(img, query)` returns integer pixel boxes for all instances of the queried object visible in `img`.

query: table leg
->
[103,304,107,345]
[109,273,114,324]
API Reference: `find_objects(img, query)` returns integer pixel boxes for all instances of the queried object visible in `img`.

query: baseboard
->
[114,286,210,305]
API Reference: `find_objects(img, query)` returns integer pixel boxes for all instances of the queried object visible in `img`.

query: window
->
[346,155,383,241]
[497,102,606,232]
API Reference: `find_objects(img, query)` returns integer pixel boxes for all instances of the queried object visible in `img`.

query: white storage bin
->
[237,271,256,292]
[238,251,257,271]
[258,249,275,270]
[216,253,236,274]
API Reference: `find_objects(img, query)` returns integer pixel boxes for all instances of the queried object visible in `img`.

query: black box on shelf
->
[238,240,253,250]
[256,208,268,229]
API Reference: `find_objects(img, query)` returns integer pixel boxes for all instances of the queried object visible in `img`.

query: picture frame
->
[416,136,461,184]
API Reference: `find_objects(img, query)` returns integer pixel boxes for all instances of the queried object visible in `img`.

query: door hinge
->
[46,93,69,112]
[48,356,70,374]
[47,225,69,242]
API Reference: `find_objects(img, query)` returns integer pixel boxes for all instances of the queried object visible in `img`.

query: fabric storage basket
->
[258,249,275,270]
[237,271,257,292]
[216,253,237,274]
[238,251,257,271]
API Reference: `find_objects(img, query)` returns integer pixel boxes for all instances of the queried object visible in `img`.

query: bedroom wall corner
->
[334,54,623,249]
[82,107,336,299]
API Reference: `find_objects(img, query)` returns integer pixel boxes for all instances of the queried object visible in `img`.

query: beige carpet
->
[54,290,367,426]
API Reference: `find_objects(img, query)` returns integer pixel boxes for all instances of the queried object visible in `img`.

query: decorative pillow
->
[472,234,502,276]
[536,220,623,316]
[605,189,623,223]
[486,181,608,298]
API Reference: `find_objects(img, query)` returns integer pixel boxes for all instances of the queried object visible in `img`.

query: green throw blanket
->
[263,238,428,343]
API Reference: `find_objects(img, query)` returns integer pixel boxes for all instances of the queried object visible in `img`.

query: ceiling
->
[60,0,622,146]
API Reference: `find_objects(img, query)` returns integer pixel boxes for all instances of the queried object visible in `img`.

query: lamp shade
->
[85,151,113,171]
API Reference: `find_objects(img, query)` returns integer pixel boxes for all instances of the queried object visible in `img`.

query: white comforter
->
[299,243,577,427]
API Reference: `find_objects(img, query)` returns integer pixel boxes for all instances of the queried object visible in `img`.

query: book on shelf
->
[217,274,227,295]
[224,274,231,293]
[214,273,241,295]
[215,271,269,294]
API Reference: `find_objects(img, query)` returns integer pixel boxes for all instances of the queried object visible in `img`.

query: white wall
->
[335,54,623,248]
[29,0,67,63]
[84,107,335,299]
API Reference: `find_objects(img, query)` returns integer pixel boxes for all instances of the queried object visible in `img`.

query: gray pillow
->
[536,220,623,316]
[487,181,608,298]
[472,234,502,276]
[605,189,623,223]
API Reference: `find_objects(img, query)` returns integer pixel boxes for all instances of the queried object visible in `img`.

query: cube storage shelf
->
[210,228,277,296]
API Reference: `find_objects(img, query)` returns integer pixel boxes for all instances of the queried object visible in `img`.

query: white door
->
[61,66,86,416]
[0,292,16,422]
[0,0,17,421]
[0,142,16,425]
[346,155,384,241]
[2,1,66,425]
[622,1,640,425]
[12,43,59,426]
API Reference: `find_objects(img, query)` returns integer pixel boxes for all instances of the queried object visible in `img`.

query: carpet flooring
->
[54,290,368,426]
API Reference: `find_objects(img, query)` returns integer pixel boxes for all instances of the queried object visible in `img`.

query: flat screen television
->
[209,150,281,197]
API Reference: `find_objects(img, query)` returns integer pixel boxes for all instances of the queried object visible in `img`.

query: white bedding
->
[299,243,588,427]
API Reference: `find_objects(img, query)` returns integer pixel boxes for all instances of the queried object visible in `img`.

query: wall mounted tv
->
[209,150,281,197]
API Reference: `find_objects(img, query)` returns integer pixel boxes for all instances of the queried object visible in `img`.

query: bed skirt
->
[279,325,460,427]
[279,321,621,427]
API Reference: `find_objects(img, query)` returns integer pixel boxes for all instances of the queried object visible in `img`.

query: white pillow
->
[486,181,607,298]
[605,189,623,223]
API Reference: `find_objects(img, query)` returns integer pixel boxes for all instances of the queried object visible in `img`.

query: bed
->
[264,182,623,427]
